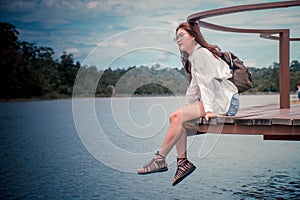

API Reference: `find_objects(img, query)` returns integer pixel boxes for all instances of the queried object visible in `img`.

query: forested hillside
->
[1,22,299,100]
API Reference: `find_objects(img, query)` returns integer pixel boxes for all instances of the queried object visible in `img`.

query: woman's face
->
[176,28,195,54]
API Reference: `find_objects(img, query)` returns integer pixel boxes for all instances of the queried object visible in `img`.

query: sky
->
[0,0,299,70]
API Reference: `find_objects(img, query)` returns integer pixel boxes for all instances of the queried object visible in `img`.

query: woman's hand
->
[204,112,213,121]
[204,112,219,121]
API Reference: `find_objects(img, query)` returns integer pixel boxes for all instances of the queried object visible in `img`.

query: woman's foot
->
[172,158,196,186]
[137,151,168,175]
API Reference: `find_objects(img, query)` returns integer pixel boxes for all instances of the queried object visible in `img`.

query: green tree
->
[290,60,300,92]
[0,22,21,98]
[0,22,79,99]
[57,52,80,95]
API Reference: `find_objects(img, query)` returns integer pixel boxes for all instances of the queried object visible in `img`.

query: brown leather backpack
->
[221,52,253,93]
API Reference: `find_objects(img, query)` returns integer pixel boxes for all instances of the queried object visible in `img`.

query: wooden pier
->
[185,103,300,141]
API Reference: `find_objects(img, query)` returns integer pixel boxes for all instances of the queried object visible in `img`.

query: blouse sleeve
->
[185,75,200,105]
[191,48,218,113]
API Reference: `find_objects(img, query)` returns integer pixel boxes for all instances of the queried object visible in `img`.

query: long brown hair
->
[176,21,221,76]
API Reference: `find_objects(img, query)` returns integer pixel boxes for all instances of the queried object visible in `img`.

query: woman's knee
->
[169,111,182,124]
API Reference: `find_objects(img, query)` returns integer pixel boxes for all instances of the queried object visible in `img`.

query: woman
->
[137,22,239,186]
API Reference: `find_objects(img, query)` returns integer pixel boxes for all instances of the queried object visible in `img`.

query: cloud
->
[0,0,37,11]
[98,38,129,48]
[1,0,299,69]
[244,59,256,67]
[65,48,82,57]
[155,52,170,62]
[86,1,99,9]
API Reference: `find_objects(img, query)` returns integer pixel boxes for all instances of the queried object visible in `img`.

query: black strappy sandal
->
[172,158,196,186]
[137,151,168,175]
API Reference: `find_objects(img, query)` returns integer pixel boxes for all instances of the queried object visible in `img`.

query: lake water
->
[0,95,299,199]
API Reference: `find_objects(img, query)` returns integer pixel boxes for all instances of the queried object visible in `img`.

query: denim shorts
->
[226,93,239,116]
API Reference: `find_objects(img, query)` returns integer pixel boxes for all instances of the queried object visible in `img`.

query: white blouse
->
[185,44,238,114]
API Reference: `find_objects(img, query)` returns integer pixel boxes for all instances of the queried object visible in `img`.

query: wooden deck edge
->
[184,123,300,141]
[187,116,300,126]
[184,104,300,140]
[264,135,300,141]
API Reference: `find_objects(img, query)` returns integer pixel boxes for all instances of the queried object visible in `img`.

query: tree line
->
[0,22,299,100]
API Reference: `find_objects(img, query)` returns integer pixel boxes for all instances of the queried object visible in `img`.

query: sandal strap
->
[177,157,187,165]
[174,160,191,179]
[141,152,166,173]
[155,151,165,159]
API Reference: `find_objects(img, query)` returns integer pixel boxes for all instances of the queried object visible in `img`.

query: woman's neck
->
[187,43,197,56]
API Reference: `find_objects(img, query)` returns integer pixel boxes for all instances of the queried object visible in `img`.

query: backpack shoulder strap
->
[221,52,234,69]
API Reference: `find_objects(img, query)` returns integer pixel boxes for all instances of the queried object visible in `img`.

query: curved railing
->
[187,0,300,109]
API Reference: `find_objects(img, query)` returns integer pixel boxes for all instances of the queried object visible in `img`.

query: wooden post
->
[279,30,290,109]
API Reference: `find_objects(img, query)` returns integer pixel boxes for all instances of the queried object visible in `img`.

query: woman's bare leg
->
[159,101,204,158]
[175,128,187,159]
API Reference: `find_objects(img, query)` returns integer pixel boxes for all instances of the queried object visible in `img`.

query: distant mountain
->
[113,64,189,96]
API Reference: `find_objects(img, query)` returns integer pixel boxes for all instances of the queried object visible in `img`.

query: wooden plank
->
[235,105,278,117]
[293,119,300,126]
[232,104,300,126]
[253,119,272,126]
[216,116,235,124]
[234,118,253,125]
[272,118,293,125]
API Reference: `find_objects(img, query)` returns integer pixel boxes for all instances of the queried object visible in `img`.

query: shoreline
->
[1,92,299,103]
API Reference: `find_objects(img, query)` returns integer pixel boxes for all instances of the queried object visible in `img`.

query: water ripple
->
[233,171,300,199]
